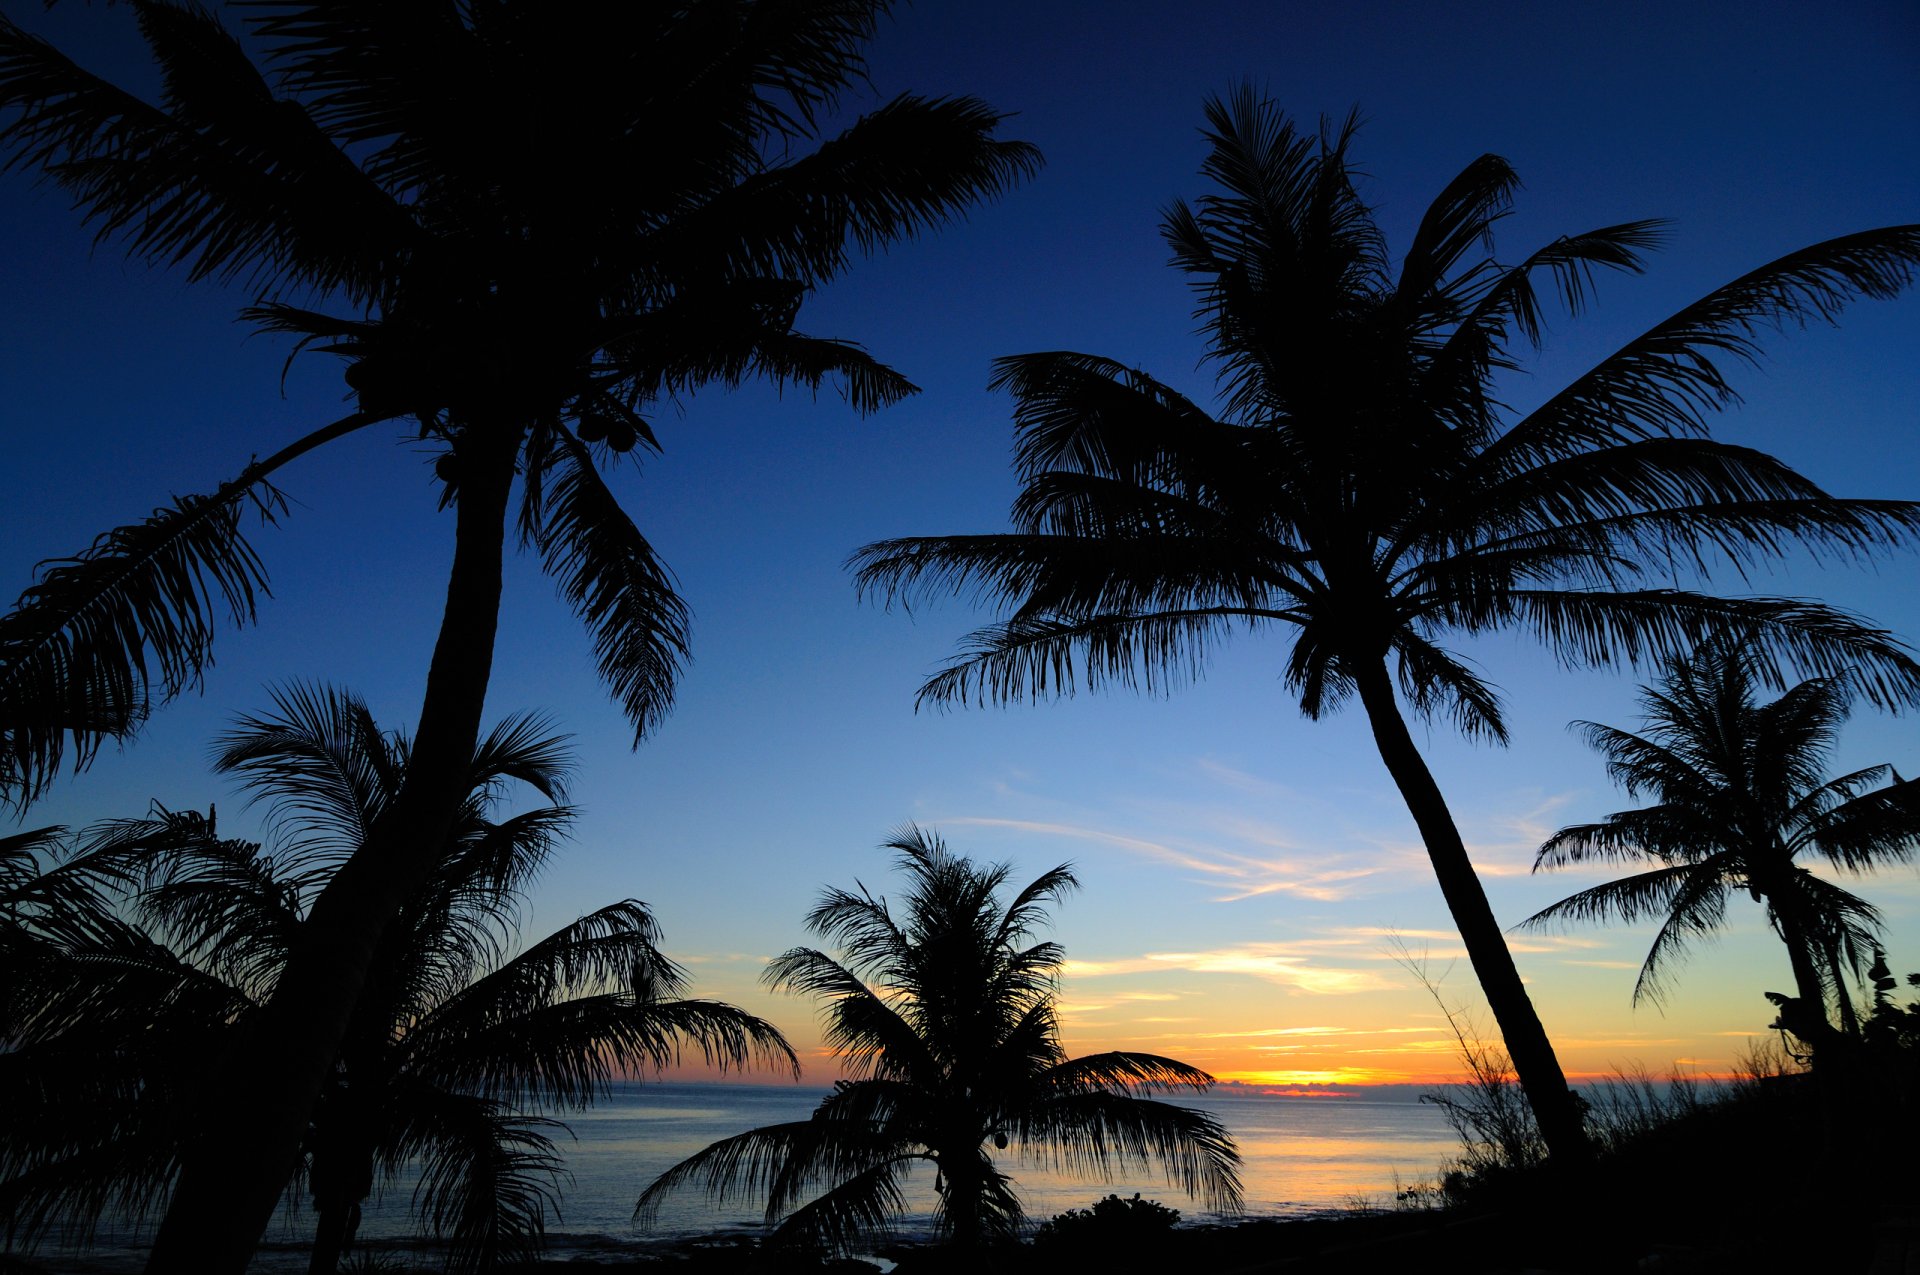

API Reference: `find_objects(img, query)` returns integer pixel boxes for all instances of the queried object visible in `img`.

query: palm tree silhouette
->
[635,827,1241,1256]
[0,5,1035,1264]
[0,686,795,1273]
[850,90,1920,1162]
[1522,642,1920,1059]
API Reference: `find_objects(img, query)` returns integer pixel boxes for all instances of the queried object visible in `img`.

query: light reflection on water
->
[31,1082,1460,1271]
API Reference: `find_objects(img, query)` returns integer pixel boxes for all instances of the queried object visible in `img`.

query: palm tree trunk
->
[306,1200,361,1275]
[147,427,523,1275]
[939,1155,984,1252]
[1770,900,1839,1050]
[1351,662,1592,1165]
[1832,950,1860,1037]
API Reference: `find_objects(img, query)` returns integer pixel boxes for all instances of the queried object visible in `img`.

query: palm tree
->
[1521,641,1920,1059]
[635,828,1241,1256]
[0,5,1035,1265]
[849,90,1920,1163]
[0,686,796,1273]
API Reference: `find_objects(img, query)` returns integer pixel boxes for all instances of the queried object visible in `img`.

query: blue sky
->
[3,0,1917,1084]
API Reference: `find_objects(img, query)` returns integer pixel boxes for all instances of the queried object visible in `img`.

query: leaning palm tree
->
[850,90,1920,1162]
[0,687,795,1273]
[635,828,1241,1256]
[0,6,1034,1265]
[1522,642,1920,1060]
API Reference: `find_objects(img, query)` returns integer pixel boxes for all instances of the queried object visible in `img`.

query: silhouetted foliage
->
[635,828,1240,1256]
[1525,640,1920,1060]
[0,5,1037,1263]
[1032,1193,1181,1262]
[0,688,794,1273]
[852,88,1920,1162]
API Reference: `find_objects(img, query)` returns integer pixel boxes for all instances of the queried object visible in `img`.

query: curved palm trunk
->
[147,428,523,1275]
[1352,662,1592,1165]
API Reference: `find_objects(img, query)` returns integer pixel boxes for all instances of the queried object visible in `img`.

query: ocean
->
[23,1082,1462,1271]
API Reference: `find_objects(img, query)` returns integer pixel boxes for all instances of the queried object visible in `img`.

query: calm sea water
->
[26,1083,1459,1271]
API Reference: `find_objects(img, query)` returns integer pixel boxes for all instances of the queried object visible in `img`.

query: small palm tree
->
[1522,642,1920,1058]
[635,828,1242,1256]
[0,8,1036,1262]
[851,90,1920,1161]
[0,687,795,1272]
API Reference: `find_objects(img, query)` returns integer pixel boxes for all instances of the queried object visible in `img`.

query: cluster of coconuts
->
[576,411,641,452]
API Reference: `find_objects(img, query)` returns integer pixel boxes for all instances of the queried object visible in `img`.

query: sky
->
[3,0,1918,1092]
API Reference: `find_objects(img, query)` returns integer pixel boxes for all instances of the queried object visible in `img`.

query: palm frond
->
[1806,773,1920,873]
[1436,219,1666,370]
[918,610,1275,710]
[639,92,1040,284]
[406,1094,567,1273]
[635,1119,910,1230]
[1011,1090,1242,1212]
[1497,225,1920,460]
[1521,861,1732,1006]
[0,482,284,811]
[465,711,572,804]
[0,5,404,296]
[766,1154,920,1255]
[1394,152,1522,308]
[210,683,394,871]
[1040,1052,1217,1097]
[1503,588,1920,709]
[528,433,690,744]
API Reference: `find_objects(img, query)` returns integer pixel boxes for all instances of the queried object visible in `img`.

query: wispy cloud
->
[941,816,1384,902]
[1063,944,1394,994]
[1507,935,1608,954]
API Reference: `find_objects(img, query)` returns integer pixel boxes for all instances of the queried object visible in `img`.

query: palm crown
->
[851,89,1920,1162]
[1,686,795,1272]
[0,0,1040,803]
[856,97,1920,724]
[636,828,1241,1254]
[1524,642,1920,1044]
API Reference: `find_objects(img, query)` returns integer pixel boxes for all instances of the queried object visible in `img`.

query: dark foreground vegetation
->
[10,1028,1905,1275]
[544,1040,1916,1274]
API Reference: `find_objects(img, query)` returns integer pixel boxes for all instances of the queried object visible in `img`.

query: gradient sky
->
[4,1,1917,1090]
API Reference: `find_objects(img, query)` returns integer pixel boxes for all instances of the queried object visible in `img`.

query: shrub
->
[1032,1193,1181,1250]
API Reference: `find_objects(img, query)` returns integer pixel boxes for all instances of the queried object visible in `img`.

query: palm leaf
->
[768,1154,920,1254]
[405,1093,567,1273]
[1011,1089,1242,1212]
[0,483,282,810]
[528,433,690,744]
[1493,225,1920,463]
[0,4,404,296]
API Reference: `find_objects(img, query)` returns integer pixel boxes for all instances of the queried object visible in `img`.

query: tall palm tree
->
[0,5,1035,1265]
[0,686,796,1273]
[635,828,1242,1256]
[850,90,1920,1163]
[1522,642,1920,1059]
